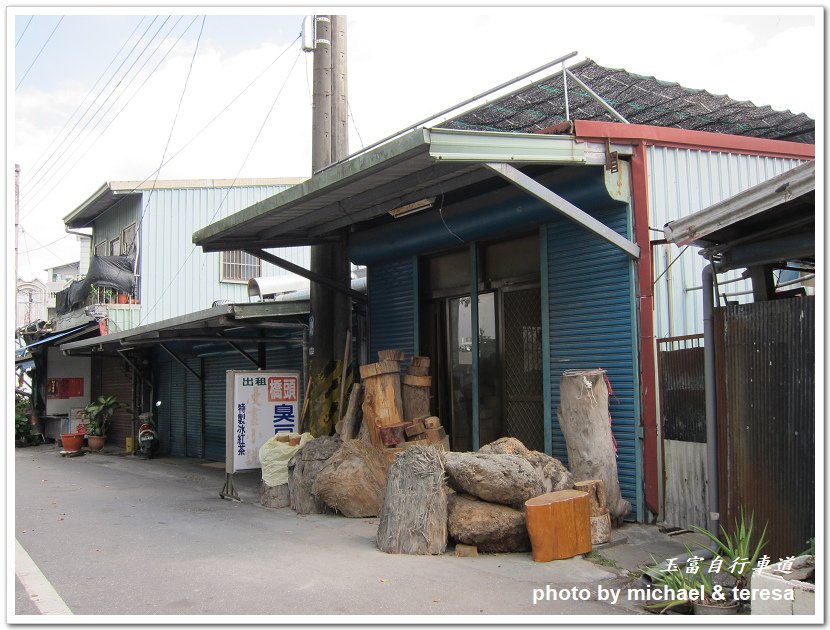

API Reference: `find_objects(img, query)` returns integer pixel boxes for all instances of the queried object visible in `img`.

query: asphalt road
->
[13,443,640,620]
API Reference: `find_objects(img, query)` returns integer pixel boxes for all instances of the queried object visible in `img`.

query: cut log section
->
[260,482,289,509]
[402,374,431,422]
[573,479,608,517]
[377,349,405,362]
[405,365,430,377]
[405,421,426,437]
[422,416,441,430]
[379,423,407,447]
[524,489,592,562]
[410,356,431,368]
[590,512,613,545]
[360,360,405,448]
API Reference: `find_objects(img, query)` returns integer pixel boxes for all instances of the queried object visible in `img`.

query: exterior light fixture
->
[388,198,434,219]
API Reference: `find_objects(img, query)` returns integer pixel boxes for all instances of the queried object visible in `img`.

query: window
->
[121,223,137,255]
[221,250,261,282]
[110,238,120,256]
[95,241,106,257]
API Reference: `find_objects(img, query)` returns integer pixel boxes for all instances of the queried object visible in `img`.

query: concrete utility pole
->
[309,15,351,367]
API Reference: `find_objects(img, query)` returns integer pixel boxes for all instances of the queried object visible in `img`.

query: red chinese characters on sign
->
[46,377,84,399]
[267,376,298,402]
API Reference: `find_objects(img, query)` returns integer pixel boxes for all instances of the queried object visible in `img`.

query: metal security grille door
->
[502,288,544,452]
[368,257,417,362]
[546,203,641,519]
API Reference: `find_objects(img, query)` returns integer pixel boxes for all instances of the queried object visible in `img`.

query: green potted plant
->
[82,395,129,451]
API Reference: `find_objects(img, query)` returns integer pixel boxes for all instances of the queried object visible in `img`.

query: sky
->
[8,5,823,285]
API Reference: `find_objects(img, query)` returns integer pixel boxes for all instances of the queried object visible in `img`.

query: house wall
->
[44,346,91,416]
[647,147,806,339]
[139,184,308,326]
[91,194,142,257]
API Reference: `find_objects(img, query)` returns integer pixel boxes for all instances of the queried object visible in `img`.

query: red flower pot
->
[61,433,85,451]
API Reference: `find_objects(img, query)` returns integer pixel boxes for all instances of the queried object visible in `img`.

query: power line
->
[25,15,150,180]
[139,44,304,325]
[16,232,74,254]
[19,16,195,219]
[20,16,171,207]
[15,16,34,47]
[52,33,302,232]
[16,15,64,90]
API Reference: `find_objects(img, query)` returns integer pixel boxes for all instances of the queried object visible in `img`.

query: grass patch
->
[584,550,619,569]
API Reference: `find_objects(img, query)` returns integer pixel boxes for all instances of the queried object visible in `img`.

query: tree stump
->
[376,445,447,555]
[574,479,611,544]
[311,440,389,517]
[287,436,342,515]
[402,374,431,421]
[260,482,289,508]
[360,361,405,448]
[557,369,631,522]
[524,489,592,562]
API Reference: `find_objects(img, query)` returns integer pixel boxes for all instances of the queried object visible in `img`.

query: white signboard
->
[225,370,301,473]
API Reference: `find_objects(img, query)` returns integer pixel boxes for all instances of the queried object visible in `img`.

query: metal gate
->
[657,334,707,529]
[502,287,544,452]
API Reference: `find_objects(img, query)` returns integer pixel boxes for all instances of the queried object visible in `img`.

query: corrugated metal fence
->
[716,297,815,560]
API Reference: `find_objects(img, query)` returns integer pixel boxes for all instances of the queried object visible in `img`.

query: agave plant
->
[692,508,768,590]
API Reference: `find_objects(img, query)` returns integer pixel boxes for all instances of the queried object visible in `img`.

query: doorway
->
[426,232,543,452]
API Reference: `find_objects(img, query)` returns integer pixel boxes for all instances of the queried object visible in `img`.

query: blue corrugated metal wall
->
[547,204,640,517]
[368,257,417,363]
[154,338,304,461]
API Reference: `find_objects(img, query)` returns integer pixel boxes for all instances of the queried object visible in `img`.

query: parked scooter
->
[136,412,158,458]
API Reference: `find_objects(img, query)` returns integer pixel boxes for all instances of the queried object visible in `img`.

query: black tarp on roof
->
[441,59,814,144]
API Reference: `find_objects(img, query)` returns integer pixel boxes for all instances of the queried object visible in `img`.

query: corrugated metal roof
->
[441,59,815,143]
[663,160,815,247]
[192,128,615,252]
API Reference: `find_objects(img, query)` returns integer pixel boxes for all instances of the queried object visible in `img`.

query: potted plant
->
[82,395,130,451]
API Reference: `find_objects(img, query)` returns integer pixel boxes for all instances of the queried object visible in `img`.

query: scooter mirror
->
[155,400,162,407]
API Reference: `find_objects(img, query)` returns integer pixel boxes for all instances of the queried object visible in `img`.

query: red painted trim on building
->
[574,120,815,159]
[630,142,660,518]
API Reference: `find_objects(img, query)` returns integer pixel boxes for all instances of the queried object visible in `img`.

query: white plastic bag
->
[259,432,313,486]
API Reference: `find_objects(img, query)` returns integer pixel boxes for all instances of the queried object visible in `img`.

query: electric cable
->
[20,16,171,207]
[17,232,74,254]
[15,16,34,47]
[54,33,302,232]
[16,15,64,90]
[139,45,304,326]
[24,15,149,181]
[20,17,195,221]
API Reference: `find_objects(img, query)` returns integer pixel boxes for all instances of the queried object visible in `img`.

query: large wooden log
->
[311,440,389,517]
[377,349,405,362]
[376,445,447,555]
[557,369,630,522]
[260,482,289,509]
[448,493,530,553]
[360,361,404,448]
[287,436,342,514]
[402,374,431,422]
[444,452,544,506]
[524,489,592,562]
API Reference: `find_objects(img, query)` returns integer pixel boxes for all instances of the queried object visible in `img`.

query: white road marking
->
[15,540,73,615]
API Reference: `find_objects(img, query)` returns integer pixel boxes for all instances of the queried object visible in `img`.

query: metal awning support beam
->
[564,69,629,124]
[159,343,202,381]
[221,338,260,367]
[116,349,153,389]
[483,162,641,259]
[245,248,367,303]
